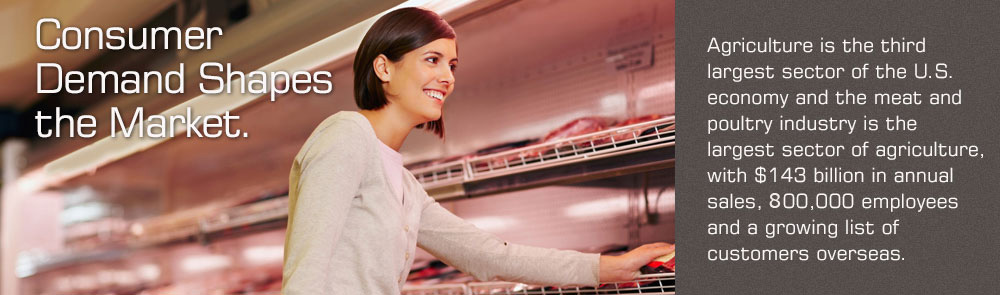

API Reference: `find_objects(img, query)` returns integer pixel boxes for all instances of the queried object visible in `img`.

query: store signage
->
[606,38,654,72]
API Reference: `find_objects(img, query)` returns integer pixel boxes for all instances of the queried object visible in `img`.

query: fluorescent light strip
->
[37,0,477,191]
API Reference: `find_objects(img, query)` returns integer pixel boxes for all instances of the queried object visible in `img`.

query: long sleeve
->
[415,194,601,287]
[282,120,368,294]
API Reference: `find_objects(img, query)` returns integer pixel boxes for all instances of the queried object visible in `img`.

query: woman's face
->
[380,38,457,124]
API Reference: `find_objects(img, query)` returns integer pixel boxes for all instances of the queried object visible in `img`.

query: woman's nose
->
[438,67,455,86]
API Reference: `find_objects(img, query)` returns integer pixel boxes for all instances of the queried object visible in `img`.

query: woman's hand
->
[598,242,674,282]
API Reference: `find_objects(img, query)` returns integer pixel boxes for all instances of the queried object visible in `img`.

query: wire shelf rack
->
[409,117,675,190]
[199,197,290,233]
[403,273,675,295]
[402,283,471,295]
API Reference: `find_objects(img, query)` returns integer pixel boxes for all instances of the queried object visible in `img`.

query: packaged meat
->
[592,249,676,291]
[519,117,615,160]
[618,114,666,126]
[541,117,615,143]
[608,114,667,143]
[471,138,540,170]
[640,251,675,274]
[406,260,461,283]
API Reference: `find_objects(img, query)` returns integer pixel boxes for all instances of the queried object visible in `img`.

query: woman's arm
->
[282,120,368,294]
[416,199,599,286]
[416,194,674,286]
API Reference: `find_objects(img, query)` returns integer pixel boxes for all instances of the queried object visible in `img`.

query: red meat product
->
[519,117,615,160]
[608,114,667,143]
[542,117,614,143]
[640,252,675,273]
[472,139,540,171]
[594,252,674,290]
[620,114,666,126]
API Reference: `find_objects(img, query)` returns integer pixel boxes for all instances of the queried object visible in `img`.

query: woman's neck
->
[359,107,419,151]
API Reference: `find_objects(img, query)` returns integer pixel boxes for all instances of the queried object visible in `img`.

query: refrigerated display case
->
[5,0,675,294]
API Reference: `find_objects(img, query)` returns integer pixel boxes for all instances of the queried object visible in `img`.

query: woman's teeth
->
[424,90,444,101]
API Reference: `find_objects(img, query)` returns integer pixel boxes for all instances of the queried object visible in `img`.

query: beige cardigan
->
[282,111,600,294]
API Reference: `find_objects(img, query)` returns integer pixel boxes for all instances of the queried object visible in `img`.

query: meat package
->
[607,114,672,143]
[472,138,540,170]
[641,251,675,274]
[522,114,673,161]
[591,248,674,292]
[516,117,616,161]
[405,260,467,286]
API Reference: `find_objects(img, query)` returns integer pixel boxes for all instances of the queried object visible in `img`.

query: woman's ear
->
[373,54,392,82]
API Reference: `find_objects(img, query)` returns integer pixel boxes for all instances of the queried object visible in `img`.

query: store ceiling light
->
[35,0,479,190]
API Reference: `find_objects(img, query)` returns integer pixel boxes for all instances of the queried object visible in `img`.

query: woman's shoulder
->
[295,111,376,162]
[312,111,371,136]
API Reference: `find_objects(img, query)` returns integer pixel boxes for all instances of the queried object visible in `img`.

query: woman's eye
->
[426,57,438,64]
[449,64,457,71]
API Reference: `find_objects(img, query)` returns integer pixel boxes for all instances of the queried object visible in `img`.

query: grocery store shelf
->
[402,283,470,295]
[411,117,675,201]
[464,141,673,198]
[199,197,290,243]
[402,273,675,295]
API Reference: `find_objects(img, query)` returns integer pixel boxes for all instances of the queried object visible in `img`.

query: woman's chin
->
[422,110,442,121]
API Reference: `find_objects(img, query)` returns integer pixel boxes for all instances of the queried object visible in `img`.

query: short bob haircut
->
[353,7,456,138]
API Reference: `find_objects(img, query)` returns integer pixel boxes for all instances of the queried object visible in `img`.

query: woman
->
[282,7,673,294]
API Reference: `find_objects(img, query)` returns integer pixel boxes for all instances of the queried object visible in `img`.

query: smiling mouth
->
[424,89,445,102]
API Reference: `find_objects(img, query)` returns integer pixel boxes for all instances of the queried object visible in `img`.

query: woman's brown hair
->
[353,7,455,138]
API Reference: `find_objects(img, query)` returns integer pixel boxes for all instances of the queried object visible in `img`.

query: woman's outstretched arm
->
[416,193,673,286]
